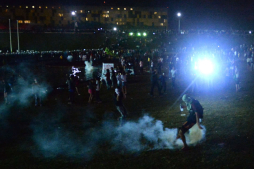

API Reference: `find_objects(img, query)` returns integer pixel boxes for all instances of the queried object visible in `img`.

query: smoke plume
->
[31,114,206,160]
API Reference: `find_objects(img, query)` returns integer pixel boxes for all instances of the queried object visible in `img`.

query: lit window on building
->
[24,20,31,24]
[164,19,167,22]
[116,22,118,25]
[107,11,109,13]
[117,8,120,10]
[130,8,133,10]
[120,19,122,21]
[19,6,22,8]
[111,7,113,10]
[45,6,48,9]
[39,6,41,9]
[103,14,109,18]
[58,13,63,17]
[124,8,126,10]
[80,10,83,13]
[160,23,163,26]
[158,16,161,18]
[86,18,88,21]
[32,6,35,8]
[26,6,28,8]
[18,20,23,23]
[154,12,157,14]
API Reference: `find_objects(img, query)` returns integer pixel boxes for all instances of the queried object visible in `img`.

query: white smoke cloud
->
[31,114,206,160]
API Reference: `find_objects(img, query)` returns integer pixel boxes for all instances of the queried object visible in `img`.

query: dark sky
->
[1,0,254,29]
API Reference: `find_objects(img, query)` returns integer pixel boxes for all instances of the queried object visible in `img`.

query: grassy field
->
[1,32,254,52]
[0,32,106,51]
[0,56,254,168]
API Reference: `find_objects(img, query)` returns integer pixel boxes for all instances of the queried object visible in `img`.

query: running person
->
[177,94,203,150]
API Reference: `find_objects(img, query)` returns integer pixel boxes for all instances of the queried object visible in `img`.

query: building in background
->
[0,5,168,30]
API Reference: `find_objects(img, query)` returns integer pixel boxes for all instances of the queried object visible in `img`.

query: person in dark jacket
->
[159,73,167,94]
[150,70,161,96]
[114,87,127,126]
[66,75,75,104]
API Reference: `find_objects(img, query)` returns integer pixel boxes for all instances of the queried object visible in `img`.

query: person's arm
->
[123,93,126,99]
[195,112,203,129]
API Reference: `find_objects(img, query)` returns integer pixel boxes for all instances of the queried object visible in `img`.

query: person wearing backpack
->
[177,94,203,150]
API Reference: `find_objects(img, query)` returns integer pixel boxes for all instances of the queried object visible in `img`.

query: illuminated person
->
[139,60,143,74]
[150,60,154,73]
[104,69,112,90]
[95,77,102,103]
[234,65,240,92]
[177,94,203,150]
[171,67,177,88]
[114,87,127,126]
[111,67,117,88]
[121,71,127,95]
[32,78,42,106]
[87,79,94,103]
[117,72,122,87]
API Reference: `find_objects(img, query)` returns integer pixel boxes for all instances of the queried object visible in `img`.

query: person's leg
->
[70,91,74,103]
[35,93,38,106]
[116,106,124,126]
[172,78,175,88]
[179,129,188,149]
[39,94,42,106]
[157,82,162,95]
[88,93,92,103]
[164,82,166,93]
[150,82,155,95]
[76,87,80,95]
[124,85,127,94]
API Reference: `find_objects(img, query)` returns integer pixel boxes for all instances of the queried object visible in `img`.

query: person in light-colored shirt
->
[121,71,127,94]
[171,67,177,88]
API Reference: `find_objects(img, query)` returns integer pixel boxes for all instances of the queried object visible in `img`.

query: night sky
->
[1,0,254,30]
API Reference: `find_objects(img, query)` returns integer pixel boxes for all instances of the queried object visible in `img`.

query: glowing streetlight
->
[129,32,133,36]
[177,12,181,34]
[113,27,117,31]
[71,11,76,16]
[137,32,141,36]
[143,32,147,36]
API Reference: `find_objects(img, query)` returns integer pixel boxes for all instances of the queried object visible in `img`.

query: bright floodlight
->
[143,32,147,36]
[113,27,117,31]
[177,12,181,17]
[137,32,141,36]
[71,11,76,15]
[197,59,214,75]
[129,32,133,36]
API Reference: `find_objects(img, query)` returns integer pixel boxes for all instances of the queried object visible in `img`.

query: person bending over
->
[177,94,203,150]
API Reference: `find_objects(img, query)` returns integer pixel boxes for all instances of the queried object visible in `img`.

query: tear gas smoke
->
[31,114,206,160]
[1,64,50,106]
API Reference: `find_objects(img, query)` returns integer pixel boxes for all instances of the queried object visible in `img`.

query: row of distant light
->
[129,32,147,36]
[2,5,58,9]
[113,28,149,36]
